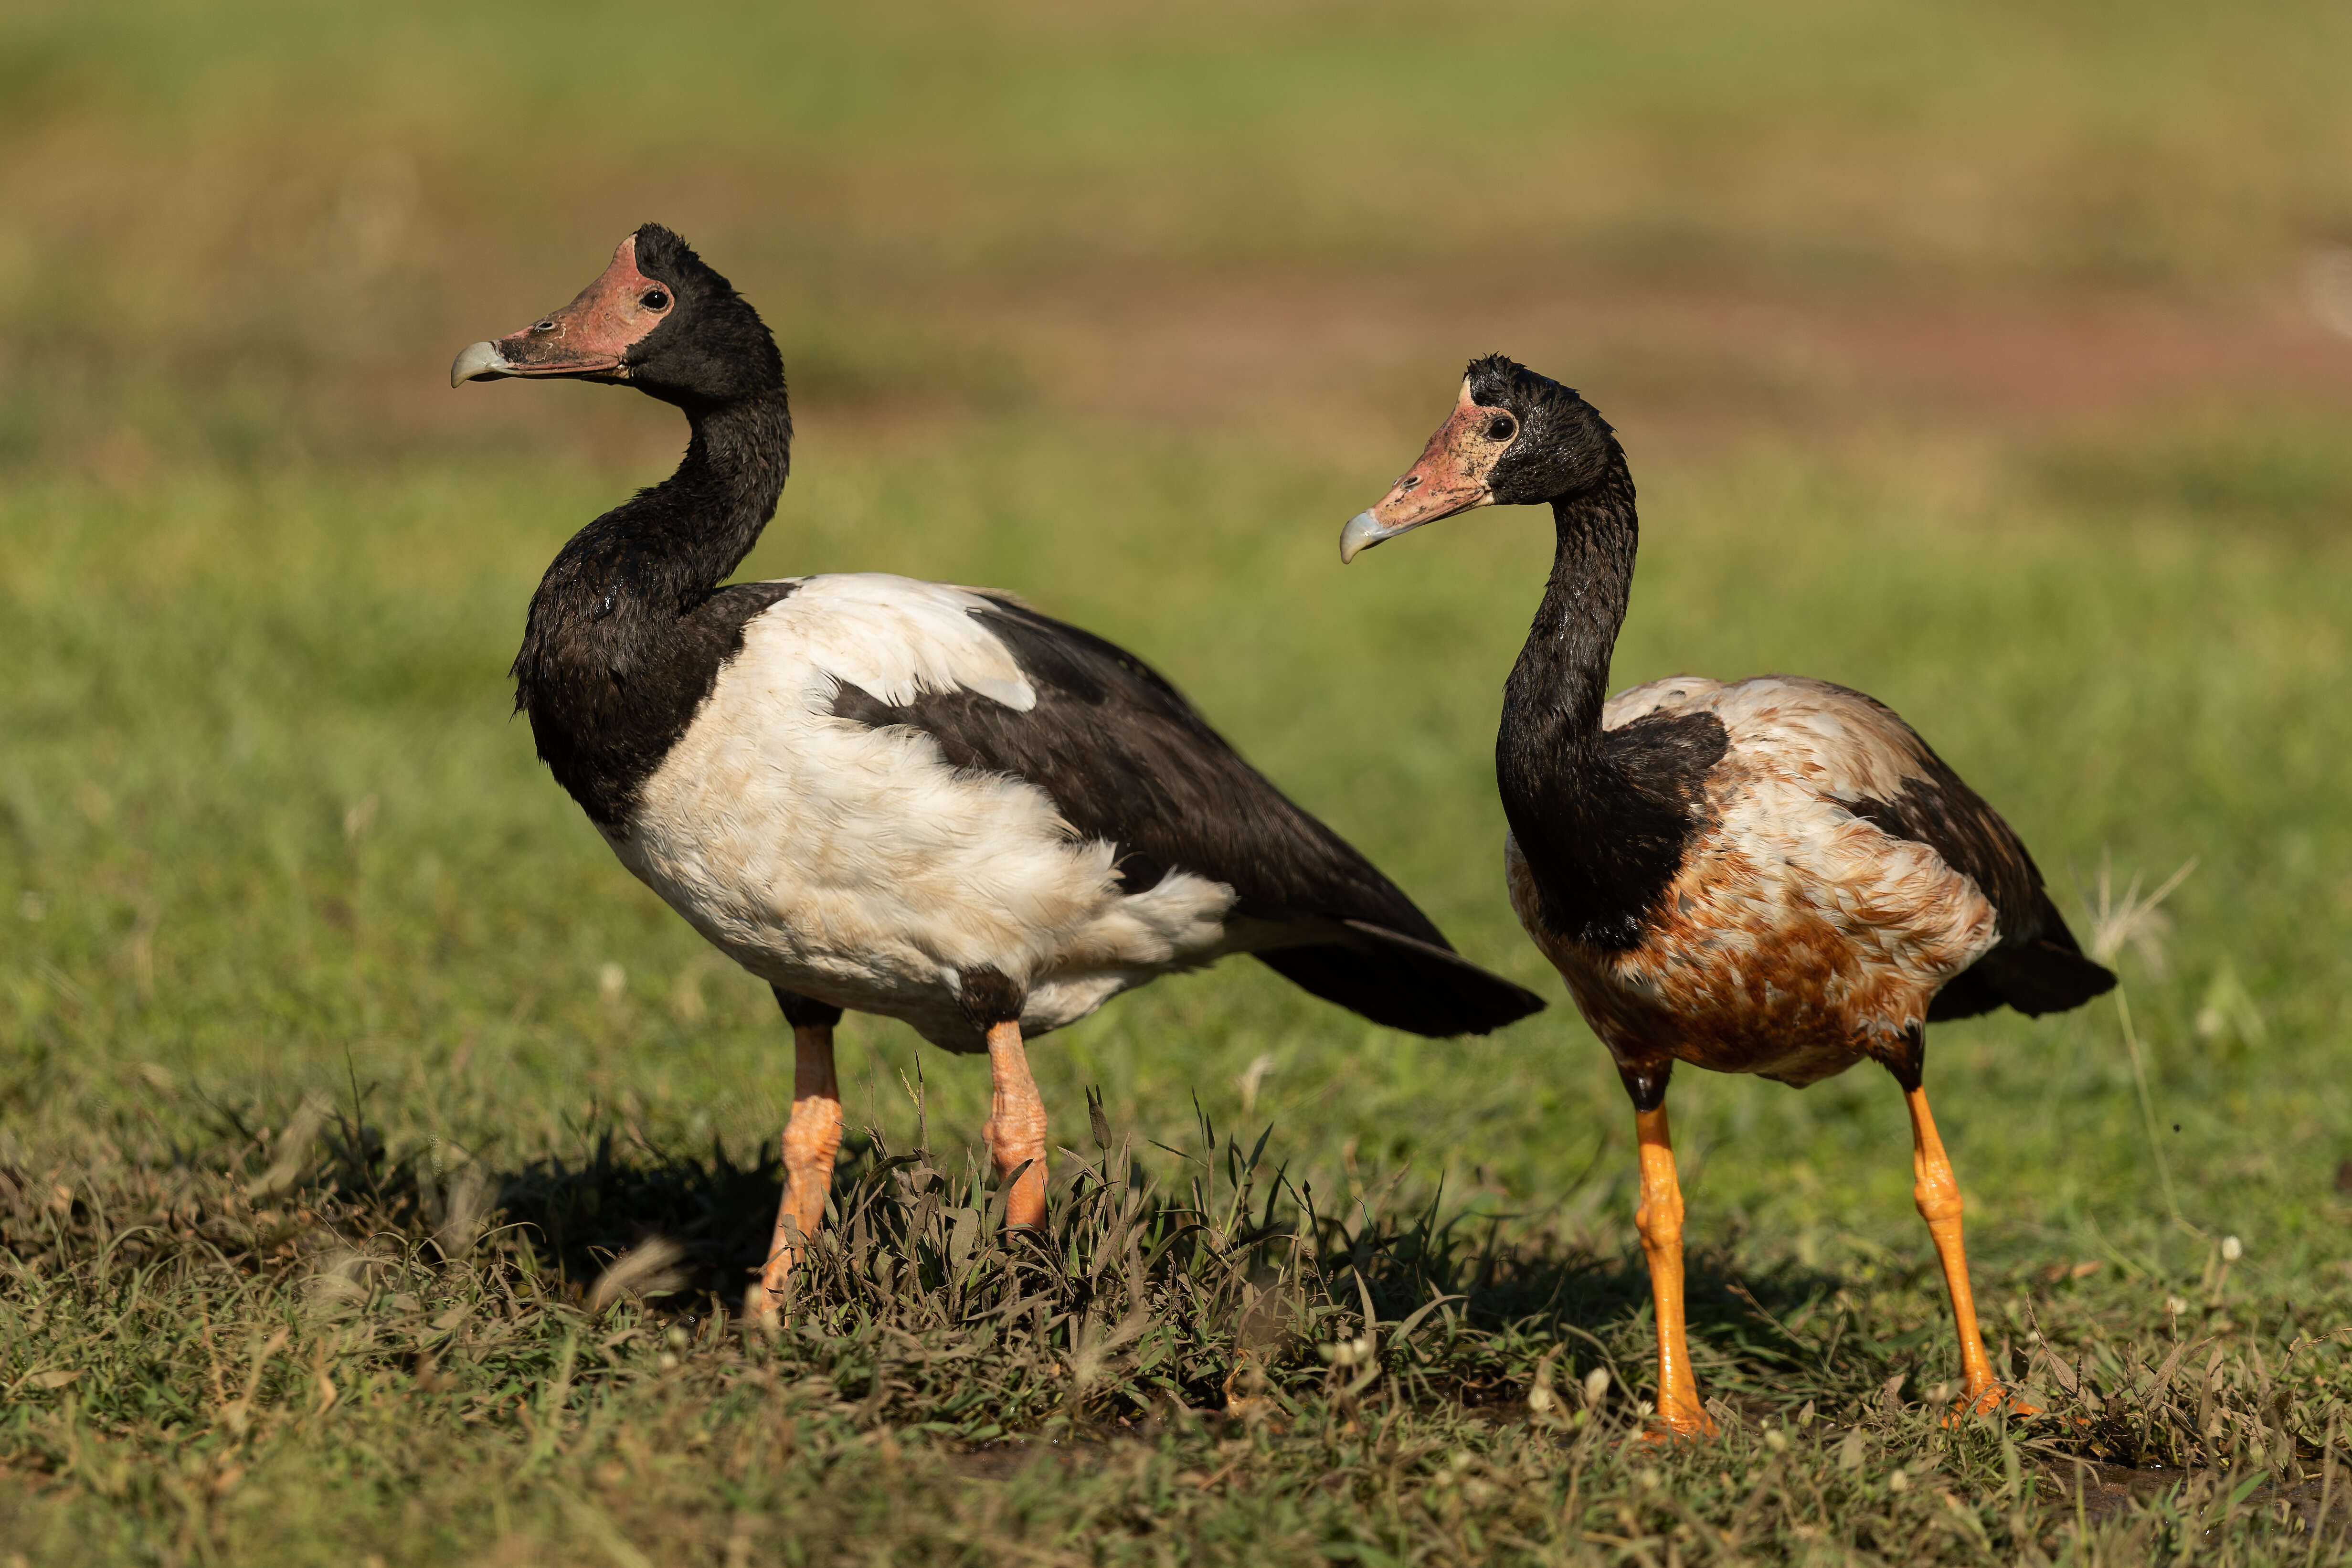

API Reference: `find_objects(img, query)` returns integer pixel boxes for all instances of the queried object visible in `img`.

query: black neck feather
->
[1502,467,1641,772]
[511,388,798,827]
[1496,452,1726,951]
[604,389,794,601]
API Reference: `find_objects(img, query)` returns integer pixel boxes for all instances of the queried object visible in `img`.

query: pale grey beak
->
[449,341,514,388]
[1339,509,1404,564]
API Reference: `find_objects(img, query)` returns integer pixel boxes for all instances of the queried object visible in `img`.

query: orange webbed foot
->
[1941,1381,2041,1426]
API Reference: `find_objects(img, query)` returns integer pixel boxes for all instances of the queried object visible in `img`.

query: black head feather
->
[621,223,785,410]
[1463,353,1624,508]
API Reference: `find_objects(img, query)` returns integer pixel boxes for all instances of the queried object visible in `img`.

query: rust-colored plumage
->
[1345,358,2115,1437]
[1522,675,2013,1091]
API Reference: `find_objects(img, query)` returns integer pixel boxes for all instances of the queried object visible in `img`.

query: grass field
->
[5,1,2352,1563]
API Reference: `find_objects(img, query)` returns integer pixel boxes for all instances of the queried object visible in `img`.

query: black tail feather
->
[1929,895,2116,1022]
[1257,920,1545,1038]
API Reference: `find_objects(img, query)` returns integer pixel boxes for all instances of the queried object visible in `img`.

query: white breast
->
[605,574,1238,1050]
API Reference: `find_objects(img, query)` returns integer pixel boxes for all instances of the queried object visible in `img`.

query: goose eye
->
[641,288,670,311]
[1486,415,1517,442]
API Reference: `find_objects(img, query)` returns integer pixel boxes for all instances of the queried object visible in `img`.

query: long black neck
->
[512,387,798,828]
[597,389,794,603]
[1501,463,1640,773]
[1496,447,1727,951]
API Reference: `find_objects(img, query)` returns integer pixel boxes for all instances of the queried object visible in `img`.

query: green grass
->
[4,426,2350,1562]
[6,0,2352,1561]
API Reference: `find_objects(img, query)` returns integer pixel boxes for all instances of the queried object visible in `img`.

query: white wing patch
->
[772,574,1037,712]
[606,573,1237,1051]
[1601,674,1721,728]
[1652,675,1924,803]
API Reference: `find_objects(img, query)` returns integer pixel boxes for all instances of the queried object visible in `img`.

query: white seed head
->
[2083,853,2195,975]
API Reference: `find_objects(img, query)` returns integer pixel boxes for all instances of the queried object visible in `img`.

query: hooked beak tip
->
[1338,509,1389,565]
[449,341,512,389]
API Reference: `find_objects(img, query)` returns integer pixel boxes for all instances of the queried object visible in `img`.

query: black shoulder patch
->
[1501,708,1730,952]
[517,577,801,828]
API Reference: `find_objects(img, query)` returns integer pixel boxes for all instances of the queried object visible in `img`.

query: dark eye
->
[641,288,670,311]
[1485,415,1517,442]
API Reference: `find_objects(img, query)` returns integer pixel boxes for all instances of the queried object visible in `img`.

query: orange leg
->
[1633,1105,1716,1439]
[982,1020,1048,1230]
[760,1022,843,1298]
[1905,1084,2035,1420]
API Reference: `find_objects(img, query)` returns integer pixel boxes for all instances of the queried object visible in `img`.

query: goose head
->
[450,223,782,410]
[1341,355,1618,562]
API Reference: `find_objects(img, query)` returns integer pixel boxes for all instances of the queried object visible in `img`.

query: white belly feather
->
[603,574,1239,1051]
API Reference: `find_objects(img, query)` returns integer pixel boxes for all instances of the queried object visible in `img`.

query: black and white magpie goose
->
[1340,357,2113,1436]
[450,228,1542,1299]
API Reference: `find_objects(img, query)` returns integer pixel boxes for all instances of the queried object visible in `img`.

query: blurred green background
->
[4,0,2351,1282]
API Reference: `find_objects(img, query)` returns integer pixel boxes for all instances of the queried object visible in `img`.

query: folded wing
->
[828,594,1544,1036]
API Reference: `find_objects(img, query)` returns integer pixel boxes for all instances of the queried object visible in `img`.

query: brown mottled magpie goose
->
[449,228,1542,1299]
[1339,357,2113,1435]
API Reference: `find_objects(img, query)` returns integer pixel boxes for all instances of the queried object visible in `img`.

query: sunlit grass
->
[3,421,2348,1558]
[5,0,2352,1557]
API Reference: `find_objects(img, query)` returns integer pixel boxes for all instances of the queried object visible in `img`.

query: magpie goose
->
[1340,357,2112,1435]
[450,229,1543,1301]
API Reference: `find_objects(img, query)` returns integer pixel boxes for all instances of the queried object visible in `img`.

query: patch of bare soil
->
[2040,1457,2352,1531]
[981,267,2352,444]
[371,263,2352,473]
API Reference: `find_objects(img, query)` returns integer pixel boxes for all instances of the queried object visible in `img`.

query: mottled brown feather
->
[1514,676,2047,1088]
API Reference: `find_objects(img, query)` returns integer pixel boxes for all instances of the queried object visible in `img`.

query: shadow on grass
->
[9,1093,2340,1490]
[8,1104,2348,1563]
[468,1105,1872,1427]
[0,1089,1851,1406]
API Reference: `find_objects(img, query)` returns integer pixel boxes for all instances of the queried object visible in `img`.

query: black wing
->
[827,595,1543,1037]
[1841,706,2115,1022]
